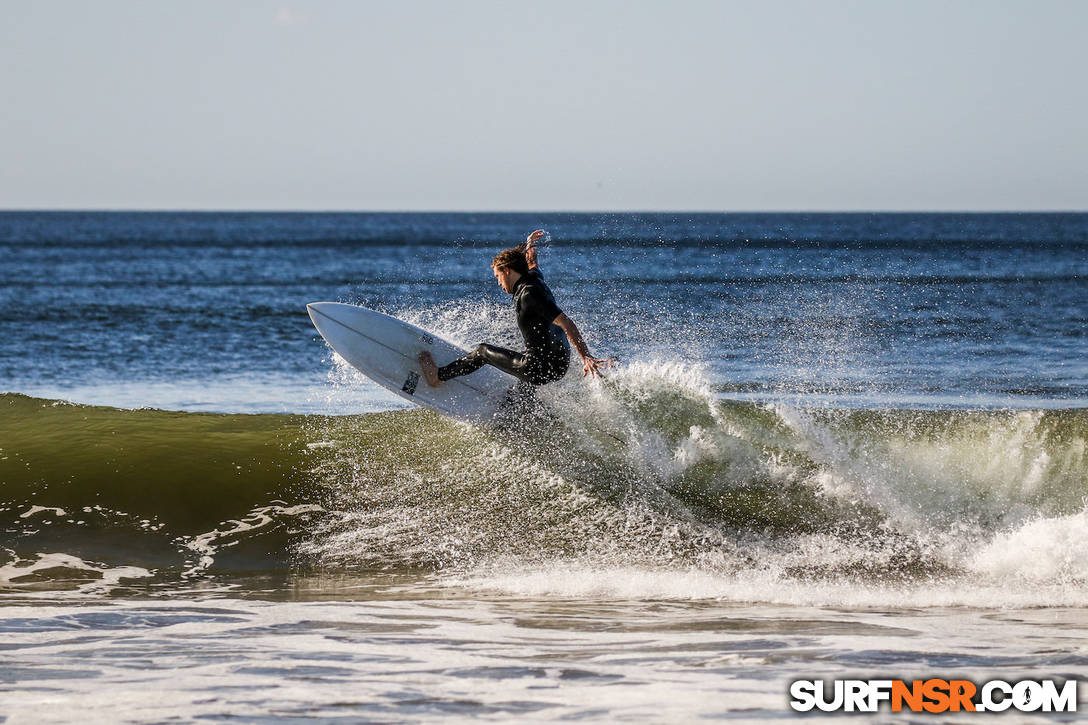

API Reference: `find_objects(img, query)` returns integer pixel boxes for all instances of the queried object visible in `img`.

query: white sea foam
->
[182,503,327,577]
[972,509,1088,584]
[0,552,152,597]
[18,505,67,520]
[458,560,1088,609]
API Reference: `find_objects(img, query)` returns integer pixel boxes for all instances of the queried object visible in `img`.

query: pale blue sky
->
[2,0,1086,210]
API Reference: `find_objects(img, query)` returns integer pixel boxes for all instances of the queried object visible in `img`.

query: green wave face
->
[0,394,322,582]
[1,394,311,525]
[3,383,1087,594]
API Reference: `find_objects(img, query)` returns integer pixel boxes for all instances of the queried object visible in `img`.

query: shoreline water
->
[3,574,1087,722]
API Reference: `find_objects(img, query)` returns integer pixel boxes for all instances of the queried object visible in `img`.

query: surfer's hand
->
[526,229,549,246]
[524,230,548,268]
[581,356,616,378]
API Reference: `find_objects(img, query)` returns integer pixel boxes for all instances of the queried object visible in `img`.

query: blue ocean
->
[2,211,1087,721]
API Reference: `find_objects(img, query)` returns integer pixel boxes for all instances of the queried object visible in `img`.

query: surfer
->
[419,229,611,388]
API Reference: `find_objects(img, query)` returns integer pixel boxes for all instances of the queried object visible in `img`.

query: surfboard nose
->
[307,302,339,330]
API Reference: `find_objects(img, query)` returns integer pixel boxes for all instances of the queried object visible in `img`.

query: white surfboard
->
[307,302,514,423]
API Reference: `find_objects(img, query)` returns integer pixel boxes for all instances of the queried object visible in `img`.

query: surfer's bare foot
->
[418,351,441,387]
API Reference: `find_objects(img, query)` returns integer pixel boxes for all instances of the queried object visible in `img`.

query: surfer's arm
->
[553,313,613,378]
[516,241,539,270]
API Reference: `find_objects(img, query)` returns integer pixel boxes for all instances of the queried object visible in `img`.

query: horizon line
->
[2,208,1087,215]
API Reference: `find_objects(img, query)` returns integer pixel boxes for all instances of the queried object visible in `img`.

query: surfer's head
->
[491,247,529,293]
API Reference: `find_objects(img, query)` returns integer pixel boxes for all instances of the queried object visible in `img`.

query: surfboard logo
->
[402,371,420,395]
[420,333,434,345]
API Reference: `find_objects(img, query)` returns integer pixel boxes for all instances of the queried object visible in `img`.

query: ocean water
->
[1,211,1087,722]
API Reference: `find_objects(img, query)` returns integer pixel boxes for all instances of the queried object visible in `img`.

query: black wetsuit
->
[438,268,571,386]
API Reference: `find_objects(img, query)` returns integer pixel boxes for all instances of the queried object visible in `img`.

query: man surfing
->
[419,229,611,388]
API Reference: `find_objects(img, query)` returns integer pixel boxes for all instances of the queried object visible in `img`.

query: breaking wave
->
[2,370,1086,605]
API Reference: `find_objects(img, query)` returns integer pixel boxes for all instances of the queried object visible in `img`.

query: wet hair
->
[490,246,530,275]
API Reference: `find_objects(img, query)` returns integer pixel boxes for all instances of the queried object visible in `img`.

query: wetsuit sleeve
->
[522,284,562,323]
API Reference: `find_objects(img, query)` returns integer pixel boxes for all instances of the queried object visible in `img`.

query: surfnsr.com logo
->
[790,679,1078,713]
